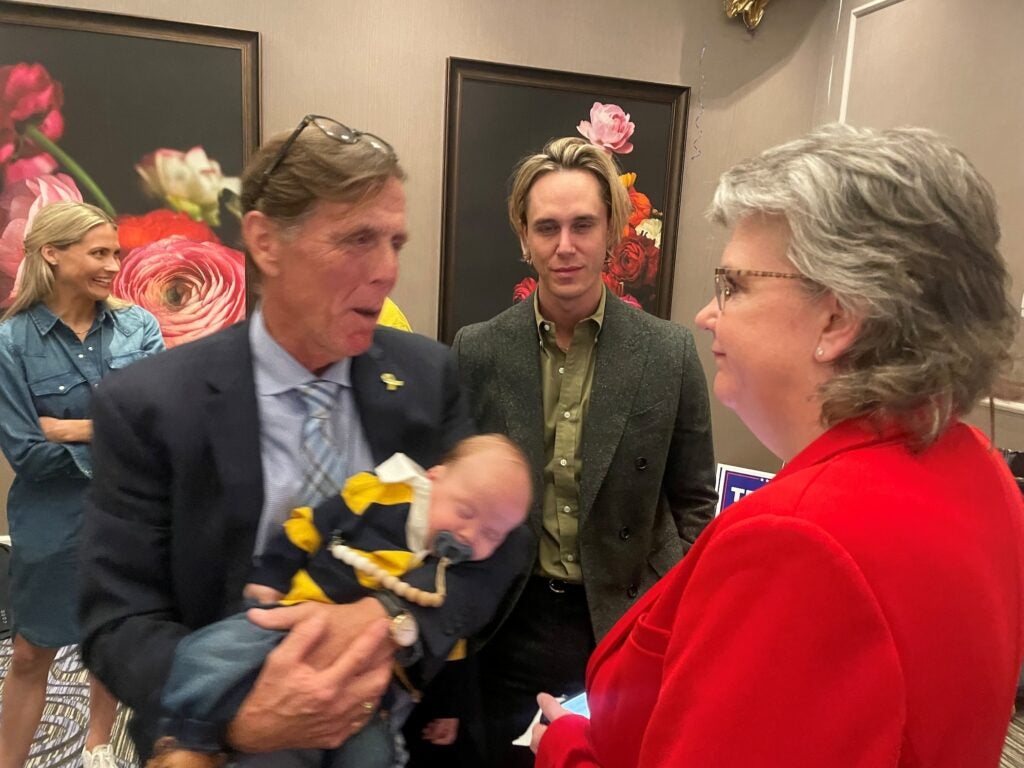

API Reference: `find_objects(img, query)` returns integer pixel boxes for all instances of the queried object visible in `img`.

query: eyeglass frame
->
[713,267,809,312]
[247,114,396,207]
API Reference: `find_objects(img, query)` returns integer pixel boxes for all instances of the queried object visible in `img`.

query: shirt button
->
[77,353,84,359]
[58,385,65,391]
[566,554,575,562]
[563,505,571,513]
[635,457,649,471]
[619,526,632,540]
[627,584,639,599]
[563,410,571,419]
[559,458,568,467]
[558,367,565,374]
[87,347,94,351]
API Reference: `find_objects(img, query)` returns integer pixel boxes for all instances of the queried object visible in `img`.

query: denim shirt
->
[0,302,164,558]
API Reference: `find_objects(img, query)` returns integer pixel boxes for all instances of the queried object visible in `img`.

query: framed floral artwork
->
[438,57,688,343]
[0,2,259,347]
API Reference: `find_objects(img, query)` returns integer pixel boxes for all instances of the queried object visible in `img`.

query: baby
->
[149,434,532,768]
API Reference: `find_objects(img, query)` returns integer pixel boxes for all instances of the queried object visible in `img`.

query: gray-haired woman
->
[531,124,1023,768]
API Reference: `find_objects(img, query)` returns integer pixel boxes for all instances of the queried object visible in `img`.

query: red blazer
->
[537,420,1024,768]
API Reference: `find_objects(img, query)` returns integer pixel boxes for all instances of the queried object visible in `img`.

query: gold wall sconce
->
[725,0,771,31]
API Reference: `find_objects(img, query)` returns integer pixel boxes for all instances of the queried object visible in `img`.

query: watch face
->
[392,613,419,647]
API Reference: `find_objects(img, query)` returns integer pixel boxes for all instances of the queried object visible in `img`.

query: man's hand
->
[530,692,569,755]
[226,598,393,753]
[242,583,285,605]
[421,717,459,746]
[39,416,92,443]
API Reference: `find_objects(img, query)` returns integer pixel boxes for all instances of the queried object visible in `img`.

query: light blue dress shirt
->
[249,309,374,555]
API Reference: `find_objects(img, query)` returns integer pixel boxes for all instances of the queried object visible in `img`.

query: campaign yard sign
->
[715,463,775,516]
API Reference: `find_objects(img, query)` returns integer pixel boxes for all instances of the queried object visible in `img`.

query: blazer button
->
[634,457,648,471]
[627,584,639,599]
[618,526,631,540]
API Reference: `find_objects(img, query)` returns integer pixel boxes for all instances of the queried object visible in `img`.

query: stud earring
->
[815,347,824,358]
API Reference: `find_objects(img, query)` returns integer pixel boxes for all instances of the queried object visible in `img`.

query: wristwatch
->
[389,611,419,648]
[374,593,422,660]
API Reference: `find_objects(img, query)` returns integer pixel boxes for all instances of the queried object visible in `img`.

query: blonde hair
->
[3,201,129,321]
[508,136,631,254]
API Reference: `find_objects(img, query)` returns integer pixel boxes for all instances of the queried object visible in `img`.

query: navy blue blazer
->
[78,321,502,757]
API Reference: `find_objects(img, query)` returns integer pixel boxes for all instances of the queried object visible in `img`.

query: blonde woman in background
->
[0,201,164,768]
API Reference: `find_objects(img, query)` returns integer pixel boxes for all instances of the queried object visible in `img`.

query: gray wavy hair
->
[710,123,1017,446]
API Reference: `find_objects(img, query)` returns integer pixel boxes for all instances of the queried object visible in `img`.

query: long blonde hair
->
[3,201,130,321]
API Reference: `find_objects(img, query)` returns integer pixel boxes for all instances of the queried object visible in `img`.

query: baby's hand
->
[243,583,285,604]
[421,717,459,745]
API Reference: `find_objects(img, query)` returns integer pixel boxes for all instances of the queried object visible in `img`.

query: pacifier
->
[433,530,474,564]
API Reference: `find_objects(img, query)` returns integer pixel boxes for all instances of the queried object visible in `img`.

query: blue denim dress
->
[0,302,164,647]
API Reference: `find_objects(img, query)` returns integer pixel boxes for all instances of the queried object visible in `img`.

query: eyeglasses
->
[713,267,807,312]
[248,114,396,206]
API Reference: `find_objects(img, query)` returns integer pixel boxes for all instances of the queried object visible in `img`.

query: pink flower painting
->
[0,59,248,345]
[0,172,82,307]
[0,62,64,177]
[112,236,245,348]
[577,102,635,155]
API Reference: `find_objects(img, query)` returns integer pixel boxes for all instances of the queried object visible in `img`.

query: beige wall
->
[814,0,1024,450]
[9,1,1016,528]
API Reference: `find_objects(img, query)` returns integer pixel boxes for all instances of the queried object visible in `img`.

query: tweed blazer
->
[453,291,717,638]
[78,321,484,758]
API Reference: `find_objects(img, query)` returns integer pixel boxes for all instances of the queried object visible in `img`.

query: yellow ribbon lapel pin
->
[380,372,405,392]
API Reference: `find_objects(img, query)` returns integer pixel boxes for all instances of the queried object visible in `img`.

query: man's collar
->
[249,308,352,394]
[532,285,607,339]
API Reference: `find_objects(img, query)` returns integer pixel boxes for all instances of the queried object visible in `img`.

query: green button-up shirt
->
[533,290,606,582]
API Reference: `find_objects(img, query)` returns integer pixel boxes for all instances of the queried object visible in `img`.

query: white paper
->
[511,693,590,747]
[512,705,546,747]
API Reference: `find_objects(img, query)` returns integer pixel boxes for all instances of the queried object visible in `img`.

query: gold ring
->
[361,700,375,712]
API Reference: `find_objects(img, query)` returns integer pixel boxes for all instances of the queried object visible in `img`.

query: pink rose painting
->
[577,102,635,155]
[0,54,249,345]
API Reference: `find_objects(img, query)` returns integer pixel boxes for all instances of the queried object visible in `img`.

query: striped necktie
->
[295,380,349,506]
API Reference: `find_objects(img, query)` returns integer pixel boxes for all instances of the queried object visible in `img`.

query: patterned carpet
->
[3,637,1024,767]
[0,642,136,767]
